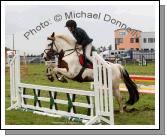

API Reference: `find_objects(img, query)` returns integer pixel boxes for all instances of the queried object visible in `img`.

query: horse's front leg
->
[54,72,68,83]
[53,67,74,79]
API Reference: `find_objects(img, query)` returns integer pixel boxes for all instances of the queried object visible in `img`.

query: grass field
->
[5,62,155,125]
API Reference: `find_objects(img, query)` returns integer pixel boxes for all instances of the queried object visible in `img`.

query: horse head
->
[43,32,60,61]
[43,32,76,61]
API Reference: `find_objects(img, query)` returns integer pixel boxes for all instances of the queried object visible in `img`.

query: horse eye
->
[48,43,52,46]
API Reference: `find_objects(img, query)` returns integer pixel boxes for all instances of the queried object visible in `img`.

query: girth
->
[72,67,85,82]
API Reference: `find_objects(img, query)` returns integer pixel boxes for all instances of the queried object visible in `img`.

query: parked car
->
[120,53,131,59]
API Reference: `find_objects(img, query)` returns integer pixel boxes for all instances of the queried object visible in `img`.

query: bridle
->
[43,41,59,60]
[44,40,81,60]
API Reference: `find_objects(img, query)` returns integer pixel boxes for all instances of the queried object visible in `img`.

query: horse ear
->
[51,32,55,37]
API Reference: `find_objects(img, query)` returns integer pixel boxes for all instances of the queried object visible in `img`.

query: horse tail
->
[119,65,139,105]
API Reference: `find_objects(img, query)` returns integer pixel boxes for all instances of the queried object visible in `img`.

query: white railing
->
[8,52,114,125]
[86,52,114,125]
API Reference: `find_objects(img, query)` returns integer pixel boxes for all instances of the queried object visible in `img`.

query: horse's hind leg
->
[113,88,124,113]
[53,67,74,79]
[82,69,94,81]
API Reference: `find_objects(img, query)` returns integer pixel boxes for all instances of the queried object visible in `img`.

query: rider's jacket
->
[71,27,93,47]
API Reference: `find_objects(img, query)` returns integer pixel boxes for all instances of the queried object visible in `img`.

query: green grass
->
[5,63,155,125]
[124,62,155,76]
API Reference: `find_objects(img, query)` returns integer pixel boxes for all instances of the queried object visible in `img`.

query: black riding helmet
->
[65,20,77,28]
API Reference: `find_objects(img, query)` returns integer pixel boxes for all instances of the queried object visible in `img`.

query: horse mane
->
[55,34,76,47]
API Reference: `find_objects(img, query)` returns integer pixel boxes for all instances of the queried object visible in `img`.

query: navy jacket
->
[72,27,93,47]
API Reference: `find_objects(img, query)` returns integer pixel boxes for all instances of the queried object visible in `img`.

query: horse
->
[42,32,139,113]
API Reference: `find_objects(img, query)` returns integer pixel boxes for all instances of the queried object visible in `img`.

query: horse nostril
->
[41,53,44,57]
[44,57,47,61]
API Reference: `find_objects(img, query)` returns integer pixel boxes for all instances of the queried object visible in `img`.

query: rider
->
[65,20,93,64]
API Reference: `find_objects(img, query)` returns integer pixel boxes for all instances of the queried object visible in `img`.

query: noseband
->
[44,41,59,60]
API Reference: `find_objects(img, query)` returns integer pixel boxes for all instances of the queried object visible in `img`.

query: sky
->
[5,5,155,54]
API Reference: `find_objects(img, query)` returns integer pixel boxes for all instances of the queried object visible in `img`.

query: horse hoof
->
[58,77,68,83]
[48,77,54,82]
[123,106,127,112]
[62,79,68,83]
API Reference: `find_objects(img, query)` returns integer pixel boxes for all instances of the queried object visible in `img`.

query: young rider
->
[65,20,93,63]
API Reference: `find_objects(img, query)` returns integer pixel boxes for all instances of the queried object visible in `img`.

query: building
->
[140,32,155,50]
[114,29,155,51]
[115,29,141,50]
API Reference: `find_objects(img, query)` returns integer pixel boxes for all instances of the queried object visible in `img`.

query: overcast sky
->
[5,5,155,54]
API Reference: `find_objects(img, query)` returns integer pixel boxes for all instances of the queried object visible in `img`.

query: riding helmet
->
[65,20,77,28]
